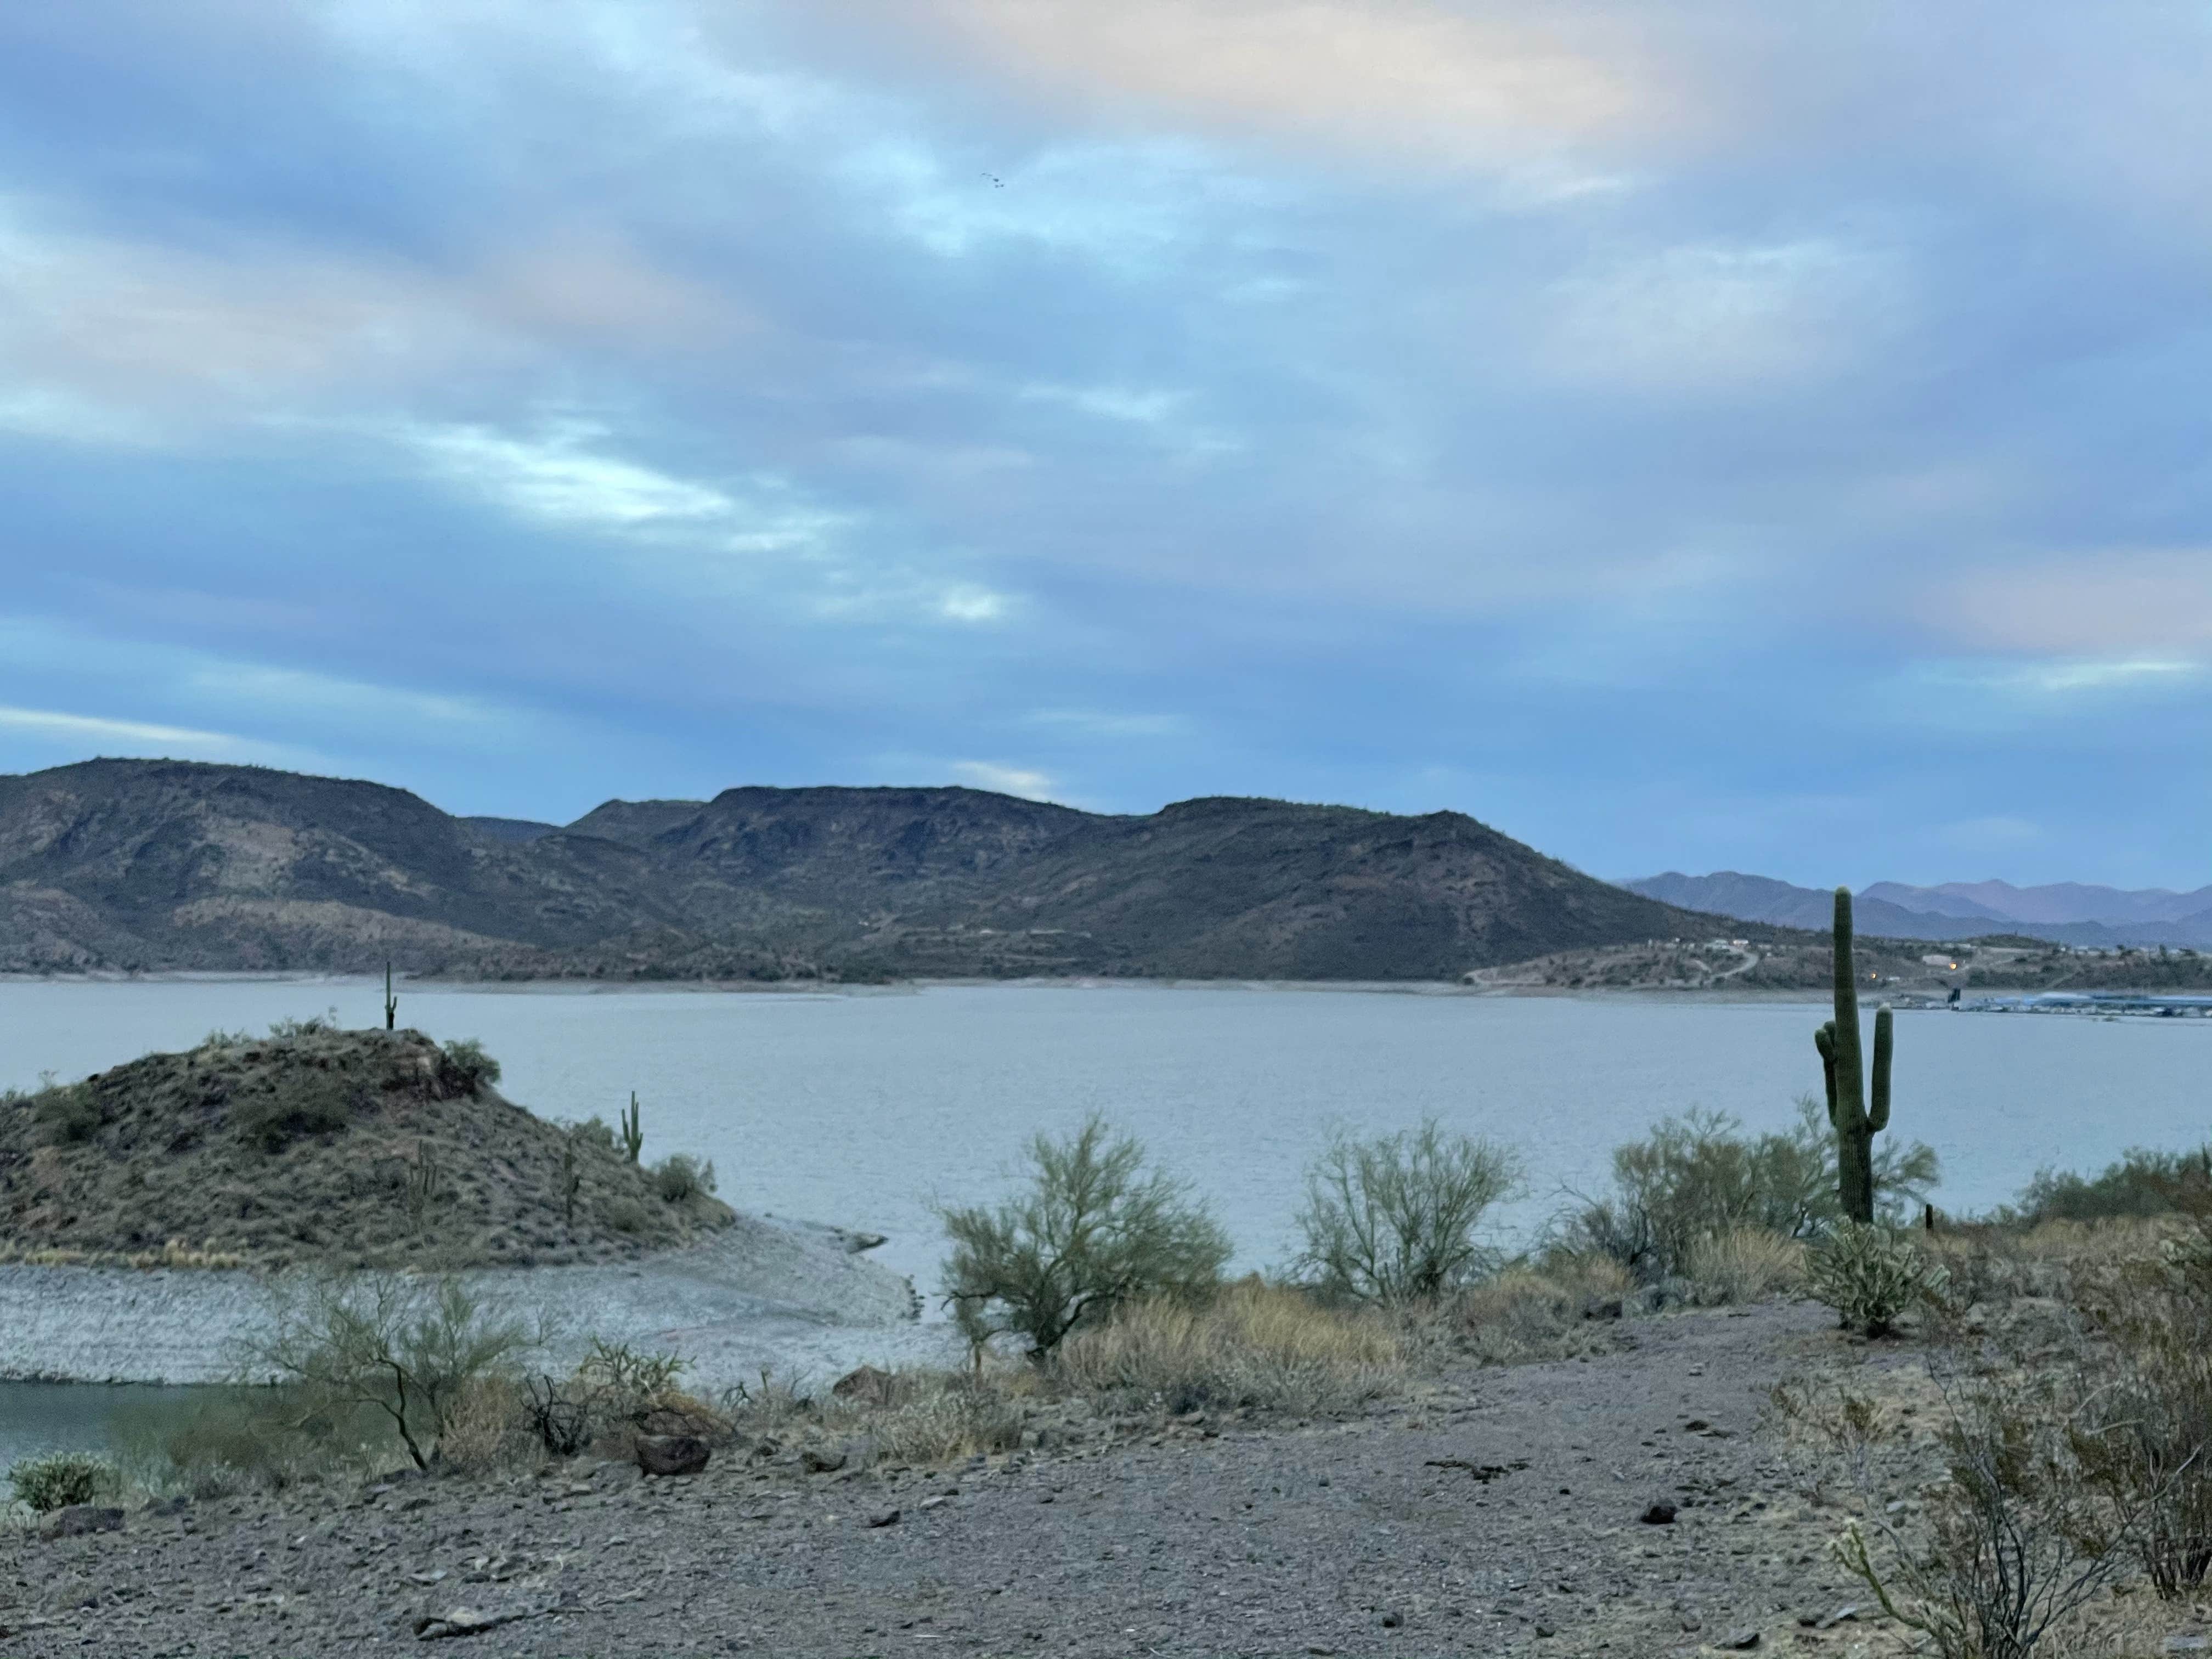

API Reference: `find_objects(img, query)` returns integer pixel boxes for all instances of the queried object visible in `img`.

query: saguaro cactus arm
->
[1814,1022,1838,1125]
[1870,1004,1893,1133]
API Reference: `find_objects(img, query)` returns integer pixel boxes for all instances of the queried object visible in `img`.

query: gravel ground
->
[0,1302,1925,1658]
[0,1215,944,1390]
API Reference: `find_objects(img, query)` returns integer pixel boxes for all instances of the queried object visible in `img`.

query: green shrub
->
[1568,1101,1939,1280]
[8,1449,112,1512]
[569,1116,617,1153]
[442,1039,500,1093]
[267,1011,337,1039]
[30,1082,101,1147]
[651,1154,716,1204]
[2012,1146,2212,1226]
[250,1272,543,1470]
[233,1072,358,1152]
[1807,1223,1947,1336]
[1293,1120,1519,1304]
[938,1115,1231,1359]
[603,1197,649,1234]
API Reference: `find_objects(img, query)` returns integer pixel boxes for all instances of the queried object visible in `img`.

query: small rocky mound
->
[0,1026,734,1268]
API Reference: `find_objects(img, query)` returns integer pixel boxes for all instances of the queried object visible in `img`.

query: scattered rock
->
[866,1509,901,1528]
[2165,1639,2208,1654]
[1581,1296,1624,1321]
[636,1435,710,1477]
[802,1446,847,1475]
[1533,1624,1556,1639]
[39,1505,124,1541]
[1813,1605,1861,1631]
[1719,1627,1762,1650]
[1639,1500,1678,1525]
[144,1496,190,1517]
[1378,1611,1402,1628]
[414,1606,537,1640]
[920,1496,949,1510]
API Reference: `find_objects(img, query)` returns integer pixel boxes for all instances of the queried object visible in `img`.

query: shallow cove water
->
[3,978,2207,1464]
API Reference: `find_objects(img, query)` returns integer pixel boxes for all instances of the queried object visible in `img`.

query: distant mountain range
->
[1626,872,2212,950]
[0,759,1769,980]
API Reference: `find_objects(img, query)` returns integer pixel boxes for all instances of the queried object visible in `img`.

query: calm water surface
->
[3,979,2205,1468]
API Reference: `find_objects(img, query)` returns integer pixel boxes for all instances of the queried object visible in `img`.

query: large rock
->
[635,1435,710,1477]
[40,1504,124,1540]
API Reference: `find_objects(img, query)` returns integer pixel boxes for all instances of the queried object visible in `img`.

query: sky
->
[2,1,2210,889]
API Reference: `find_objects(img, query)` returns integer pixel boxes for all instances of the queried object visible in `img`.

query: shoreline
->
[0,970,1835,1004]
[0,1213,957,1391]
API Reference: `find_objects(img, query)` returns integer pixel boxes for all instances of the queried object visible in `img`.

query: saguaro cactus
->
[620,1091,644,1164]
[383,961,398,1031]
[1814,888,1892,1225]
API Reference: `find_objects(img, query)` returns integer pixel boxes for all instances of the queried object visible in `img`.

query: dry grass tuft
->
[1685,1227,1805,1306]
[1452,1254,1633,1365]
[437,1374,541,1476]
[1053,1277,1402,1416]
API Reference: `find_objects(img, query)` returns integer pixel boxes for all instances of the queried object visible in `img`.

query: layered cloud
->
[0,1,2209,881]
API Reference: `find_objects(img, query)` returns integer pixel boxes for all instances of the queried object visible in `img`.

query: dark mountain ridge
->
[0,759,1768,980]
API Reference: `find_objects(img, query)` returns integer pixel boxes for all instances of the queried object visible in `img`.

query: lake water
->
[4,978,2207,1470]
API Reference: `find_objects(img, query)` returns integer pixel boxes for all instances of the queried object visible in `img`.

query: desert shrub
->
[267,1011,337,1039]
[569,1116,618,1153]
[8,1449,112,1512]
[1567,1101,1939,1279]
[578,1337,688,1401]
[121,1386,387,1496]
[651,1153,716,1204]
[436,1374,537,1476]
[2069,1255,2212,1595]
[30,1082,101,1146]
[1807,1223,1948,1336]
[250,1272,543,1469]
[535,1340,726,1457]
[854,1373,1031,1465]
[1685,1226,1806,1306]
[1055,1277,1402,1415]
[1836,1367,2145,1659]
[233,1071,358,1152]
[2012,1146,2212,1226]
[1452,1254,1634,1365]
[602,1196,648,1234]
[441,1038,500,1093]
[938,1115,1231,1359]
[1292,1120,1519,1305]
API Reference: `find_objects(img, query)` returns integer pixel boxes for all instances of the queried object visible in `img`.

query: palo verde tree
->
[938,1115,1230,1361]
[1814,888,1894,1226]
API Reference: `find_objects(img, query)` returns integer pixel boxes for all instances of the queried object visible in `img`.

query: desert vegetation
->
[0,1024,732,1267]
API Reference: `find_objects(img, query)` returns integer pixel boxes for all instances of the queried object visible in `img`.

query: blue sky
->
[3,1,2210,888]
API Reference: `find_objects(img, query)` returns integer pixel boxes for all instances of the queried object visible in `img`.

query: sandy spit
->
[0,1213,962,1390]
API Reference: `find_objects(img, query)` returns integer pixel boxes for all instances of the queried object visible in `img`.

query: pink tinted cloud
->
[1934,553,2212,653]
[857,0,1678,170]
[0,209,748,432]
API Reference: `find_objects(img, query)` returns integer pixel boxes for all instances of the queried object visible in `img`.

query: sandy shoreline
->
[0,1213,961,1390]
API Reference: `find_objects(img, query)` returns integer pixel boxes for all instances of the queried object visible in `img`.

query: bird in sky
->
[982,172,1004,188]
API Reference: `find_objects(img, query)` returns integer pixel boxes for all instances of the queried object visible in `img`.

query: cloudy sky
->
[3,2,2208,888]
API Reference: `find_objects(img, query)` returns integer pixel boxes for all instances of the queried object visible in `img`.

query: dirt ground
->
[3,1301,2000,1659]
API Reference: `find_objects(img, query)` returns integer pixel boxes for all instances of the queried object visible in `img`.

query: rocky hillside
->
[0,1026,733,1268]
[0,759,1764,979]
